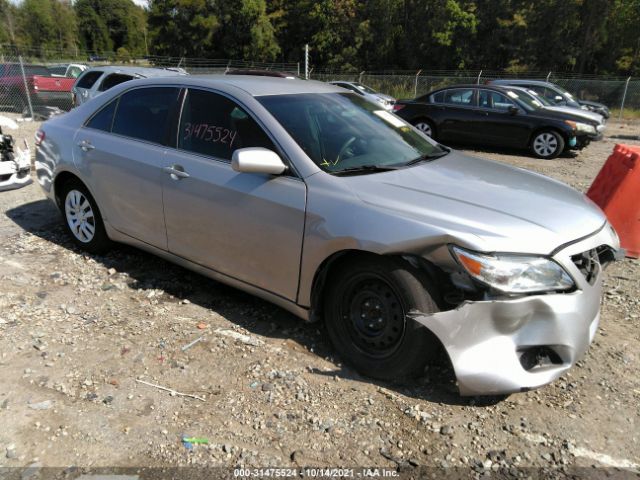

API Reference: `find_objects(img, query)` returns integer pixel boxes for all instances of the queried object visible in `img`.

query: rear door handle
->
[77,140,95,151]
[163,165,190,180]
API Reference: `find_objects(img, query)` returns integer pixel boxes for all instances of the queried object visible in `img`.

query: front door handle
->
[163,165,190,180]
[77,140,95,151]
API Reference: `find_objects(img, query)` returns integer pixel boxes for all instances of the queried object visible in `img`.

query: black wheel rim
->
[339,274,406,358]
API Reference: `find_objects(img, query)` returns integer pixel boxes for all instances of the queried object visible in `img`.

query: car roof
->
[126,75,345,96]
[84,66,188,78]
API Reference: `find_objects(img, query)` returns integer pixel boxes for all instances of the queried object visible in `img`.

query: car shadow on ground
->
[5,199,506,407]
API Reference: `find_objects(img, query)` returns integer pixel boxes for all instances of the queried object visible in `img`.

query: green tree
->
[214,0,280,61]
[0,0,18,45]
[148,0,219,57]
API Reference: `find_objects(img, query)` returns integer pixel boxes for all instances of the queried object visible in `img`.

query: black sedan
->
[393,85,601,159]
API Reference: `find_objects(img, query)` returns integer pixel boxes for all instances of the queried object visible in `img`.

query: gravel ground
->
[0,117,639,478]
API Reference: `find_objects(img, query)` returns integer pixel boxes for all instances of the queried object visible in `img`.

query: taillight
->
[393,104,405,112]
[35,129,45,146]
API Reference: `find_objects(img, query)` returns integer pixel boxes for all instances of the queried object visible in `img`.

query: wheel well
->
[309,250,445,322]
[53,171,81,209]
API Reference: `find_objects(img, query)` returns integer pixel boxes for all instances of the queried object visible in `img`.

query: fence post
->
[297,62,300,77]
[619,76,631,120]
[304,44,309,80]
[476,70,482,84]
[546,71,552,82]
[358,70,365,83]
[414,69,422,97]
[18,55,34,119]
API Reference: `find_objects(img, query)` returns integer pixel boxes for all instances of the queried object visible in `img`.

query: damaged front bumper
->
[0,143,32,192]
[413,224,619,396]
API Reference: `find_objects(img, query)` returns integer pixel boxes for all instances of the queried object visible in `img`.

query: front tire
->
[59,179,111,254]
[324,256,441,381]
[531,130,565,159]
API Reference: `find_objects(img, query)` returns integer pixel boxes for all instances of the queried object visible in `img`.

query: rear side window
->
[430,91,445,103]
[443,88,475,106]
[99,73,135,92]
[76,71,103,89]
[178,89,275,161]
[112,87,180,144]
[86,99,118,132]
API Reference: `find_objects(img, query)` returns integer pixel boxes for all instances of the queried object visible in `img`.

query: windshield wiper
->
[404,148,450,166]
[331,164,401,176]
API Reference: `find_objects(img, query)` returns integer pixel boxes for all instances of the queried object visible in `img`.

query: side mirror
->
[231,147,287,175]
[554,95,564,102]
[508,105,519,115]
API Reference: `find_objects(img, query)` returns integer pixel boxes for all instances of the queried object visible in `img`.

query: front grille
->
[571,248,600,285]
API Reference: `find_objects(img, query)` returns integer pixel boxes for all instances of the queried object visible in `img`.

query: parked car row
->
[36,73,620,396]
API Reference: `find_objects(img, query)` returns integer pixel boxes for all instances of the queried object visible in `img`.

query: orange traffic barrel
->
[587,144,640,258]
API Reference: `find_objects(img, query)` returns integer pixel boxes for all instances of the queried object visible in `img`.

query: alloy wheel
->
[64,189,96,243]
[415,122,432,137]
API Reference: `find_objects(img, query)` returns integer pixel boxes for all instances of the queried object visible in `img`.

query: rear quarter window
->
[99,73,135,92]
[76,71,103,89]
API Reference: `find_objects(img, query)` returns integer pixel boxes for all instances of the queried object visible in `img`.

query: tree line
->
[0,0,639,76]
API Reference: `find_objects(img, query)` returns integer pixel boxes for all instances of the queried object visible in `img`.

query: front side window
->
[259,93,446,173]
[112,87,180,144]
[478,90,516,111]
[178,89,275,161]
[76,71,103,89]
[444,88,475,106]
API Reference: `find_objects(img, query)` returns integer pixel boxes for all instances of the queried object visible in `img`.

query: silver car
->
[35,76,621,395]
[329,81,395,110]
[72,66,188,107]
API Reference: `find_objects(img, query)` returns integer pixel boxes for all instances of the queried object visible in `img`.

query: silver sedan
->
[35,75,620,395]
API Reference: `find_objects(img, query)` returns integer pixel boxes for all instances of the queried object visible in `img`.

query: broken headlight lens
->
[451,246,574,294]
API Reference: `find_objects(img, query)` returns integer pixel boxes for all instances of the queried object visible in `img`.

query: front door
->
[162,88,306,301]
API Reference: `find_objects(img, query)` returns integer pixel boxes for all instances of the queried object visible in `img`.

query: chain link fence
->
[1,42,639,121]
[311,70,640,119]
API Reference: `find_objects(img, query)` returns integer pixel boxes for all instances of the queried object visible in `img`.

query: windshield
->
[258,93,445,173]
[523,89,552,106]
[505,89,543,111]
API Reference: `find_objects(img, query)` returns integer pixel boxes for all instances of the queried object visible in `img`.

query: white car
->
[329,81,395,110]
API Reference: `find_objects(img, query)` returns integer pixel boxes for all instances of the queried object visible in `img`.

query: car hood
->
[528,107,599,126]
[542,106,604,124]
[579,99,608,109]
[376,93,396,102]
[347,152,606,254]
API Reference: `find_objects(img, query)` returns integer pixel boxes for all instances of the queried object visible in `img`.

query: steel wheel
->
[415,121,433,137]
[64,189,96,243]
[533,132,560,158]
[339,274,406,359]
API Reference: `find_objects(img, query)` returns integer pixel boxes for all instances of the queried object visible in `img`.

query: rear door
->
[74,86,181,249]
[161,88,306,300]
[434,88,479,143]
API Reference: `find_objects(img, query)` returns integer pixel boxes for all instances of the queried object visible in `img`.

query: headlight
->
[565,120,596,135]
[451,246,574,293]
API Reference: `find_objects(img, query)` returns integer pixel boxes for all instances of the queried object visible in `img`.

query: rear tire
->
[59,178,111,254]
[324,256,441,381]
[412,118,436,139]
[531,130,565,159]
